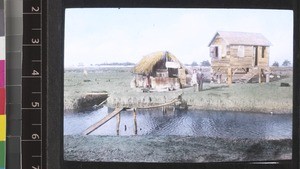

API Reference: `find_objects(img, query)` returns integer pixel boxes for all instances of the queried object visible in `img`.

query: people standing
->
[192,69,198,91]
[197,69,204,91]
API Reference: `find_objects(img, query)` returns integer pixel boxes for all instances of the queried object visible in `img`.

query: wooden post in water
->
[162,106,166,114]
[116,113,120,135]
[133,108,137,135]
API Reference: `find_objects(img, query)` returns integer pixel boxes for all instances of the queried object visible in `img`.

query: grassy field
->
[64,66,293,114]
[64,135,291,162]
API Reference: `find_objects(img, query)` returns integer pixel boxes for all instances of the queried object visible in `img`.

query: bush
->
[201,60,211,66]
[191,61,198,66]
[282,60,291,67]
[272,61,279,67]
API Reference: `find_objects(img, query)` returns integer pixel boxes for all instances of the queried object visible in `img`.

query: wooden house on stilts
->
[131,51,190,91]
[208,31,272,84]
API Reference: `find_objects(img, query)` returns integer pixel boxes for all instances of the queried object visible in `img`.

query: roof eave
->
[208,32,219,47]
[228,43,272,46]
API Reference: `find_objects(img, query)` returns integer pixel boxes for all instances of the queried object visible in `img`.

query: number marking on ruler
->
[22,0,43,169]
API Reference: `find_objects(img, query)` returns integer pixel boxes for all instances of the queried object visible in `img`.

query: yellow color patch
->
[0,115,5,141]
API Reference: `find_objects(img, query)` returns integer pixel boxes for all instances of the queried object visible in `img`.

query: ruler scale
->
[22,0,43,168]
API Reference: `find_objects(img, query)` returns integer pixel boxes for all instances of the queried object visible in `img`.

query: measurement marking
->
[22,76,41,78]
[6,136,21,138]
[22,108,42,110]
[32,124,42,126]
[23,44,41,47]
[21,140,42,142]
[23,12,42,15]
[22,1,43,169]
[6,84,22,87]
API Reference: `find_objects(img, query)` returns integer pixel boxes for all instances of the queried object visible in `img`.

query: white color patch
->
[0,37,5,60]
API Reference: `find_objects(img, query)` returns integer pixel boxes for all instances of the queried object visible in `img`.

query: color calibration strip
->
[0,0,5,169]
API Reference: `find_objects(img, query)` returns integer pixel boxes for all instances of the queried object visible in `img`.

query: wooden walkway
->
[82,107,124,135]
[82,97,182,135]
[134,98,179,110]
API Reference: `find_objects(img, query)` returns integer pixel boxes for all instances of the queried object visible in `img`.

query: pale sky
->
[64,8,293,67]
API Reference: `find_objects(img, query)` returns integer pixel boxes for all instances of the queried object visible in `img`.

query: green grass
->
[64,67,293,113]
[0,141,5,167]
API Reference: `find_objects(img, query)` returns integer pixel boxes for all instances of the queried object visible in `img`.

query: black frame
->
[46,0,300,169]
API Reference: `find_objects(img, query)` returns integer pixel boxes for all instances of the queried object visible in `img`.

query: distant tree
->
[282,60,291,67]
[201,60,211,66]
[191,61,198,66]
[272,61,279,67]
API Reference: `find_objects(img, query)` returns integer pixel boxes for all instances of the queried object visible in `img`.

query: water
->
[64,107,292,139]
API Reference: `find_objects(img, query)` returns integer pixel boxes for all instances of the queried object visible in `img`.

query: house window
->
[210,46,221,59]
[238,46,244,57]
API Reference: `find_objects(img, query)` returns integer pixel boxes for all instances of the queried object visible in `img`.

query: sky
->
[64,8,293,67]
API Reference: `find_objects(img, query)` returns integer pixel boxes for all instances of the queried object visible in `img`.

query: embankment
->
[64,67,292,114]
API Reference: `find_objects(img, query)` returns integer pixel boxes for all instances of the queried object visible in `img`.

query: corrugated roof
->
[208,31,272,47]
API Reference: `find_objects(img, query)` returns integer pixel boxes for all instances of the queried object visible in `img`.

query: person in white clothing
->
[191,69,198,91]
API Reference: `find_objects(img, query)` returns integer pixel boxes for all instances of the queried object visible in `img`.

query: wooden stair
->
[239,68,259,83]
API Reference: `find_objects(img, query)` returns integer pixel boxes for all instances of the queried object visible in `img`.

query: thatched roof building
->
[131,51,190,90]
[132,51,186,76]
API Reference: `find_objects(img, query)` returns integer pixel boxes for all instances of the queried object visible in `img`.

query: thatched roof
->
[132,51,185,75]
[208,31,272,47]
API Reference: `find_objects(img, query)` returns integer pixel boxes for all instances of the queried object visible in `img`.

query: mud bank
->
[64,135,292,162]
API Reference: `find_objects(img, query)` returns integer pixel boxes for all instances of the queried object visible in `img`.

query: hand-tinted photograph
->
[64,8,293,162]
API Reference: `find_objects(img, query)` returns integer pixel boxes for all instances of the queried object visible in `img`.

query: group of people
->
[192,69,204,92]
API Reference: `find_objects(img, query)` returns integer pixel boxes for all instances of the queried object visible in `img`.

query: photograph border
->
[46,0,299,169]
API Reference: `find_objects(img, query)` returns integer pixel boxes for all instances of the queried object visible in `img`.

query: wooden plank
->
[83,107,124,135]
[137,98,178,109]
[93,98,108,109]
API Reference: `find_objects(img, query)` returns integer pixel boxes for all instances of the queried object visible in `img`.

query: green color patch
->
[0,141,5,167]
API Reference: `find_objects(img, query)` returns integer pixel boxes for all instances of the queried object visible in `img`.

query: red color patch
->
[0,88,5,115]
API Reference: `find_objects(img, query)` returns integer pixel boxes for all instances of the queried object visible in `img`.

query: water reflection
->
[64,107,292,139]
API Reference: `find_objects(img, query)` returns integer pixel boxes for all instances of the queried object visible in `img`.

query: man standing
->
[192,69,198,91]
[197,69,204,91]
